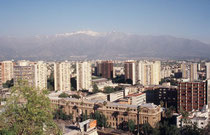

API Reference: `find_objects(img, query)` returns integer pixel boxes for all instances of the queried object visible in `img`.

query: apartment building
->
[50,97,162,128]
[0,64,2,87]
[136,61,161,86]
[76,61,92,91]
[177,81,206,112]
[205,62,210,79]
[54,61,71,91]
[14,61,35,87]
[145,85,177,109]
[100,61,113,79]
[124,61,136,85]
[34,61,47,90]
[190,63,198,81]
[0,61,14,83]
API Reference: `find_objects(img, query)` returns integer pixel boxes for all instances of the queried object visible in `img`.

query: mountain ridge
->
[0,31,209,60]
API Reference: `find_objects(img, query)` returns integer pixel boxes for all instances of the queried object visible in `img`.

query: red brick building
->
[177,81,207,112]
[98,61,113,79]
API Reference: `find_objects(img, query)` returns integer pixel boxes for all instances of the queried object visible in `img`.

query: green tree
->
[112,111,119,129]
[47,72,54,91]
[54,107,72,121]
[58,92,69,98]
[71,94,81,99]
[128,120,135,133]
[0,80,61,135]
[104,86,114,93]
[2,79,14,88]
[141,123,155,135]
[90,111,108,128]
[92,83,99,93]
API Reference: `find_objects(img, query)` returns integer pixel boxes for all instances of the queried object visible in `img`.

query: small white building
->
[176,105,209,129]
[108,90,124,102]
[127,93,146,105]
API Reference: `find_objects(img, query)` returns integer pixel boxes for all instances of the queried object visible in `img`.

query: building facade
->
[177,81,206,112]
[205,62,210,79]
[145,86,177,109]
[100,61,113,79]
[14,61,35,87]
[54,62,71,91]
[0,61,14,84]
[50,97,162,128]
[76,61,92,91]
[34,61,47,90]
[190,63,198,81]
[136,61,161,86]
[124,61,136,85]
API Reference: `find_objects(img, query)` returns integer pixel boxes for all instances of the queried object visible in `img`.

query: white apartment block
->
[161,66,172,79]
[76,61,92,91]
[136,61,161,86]
[54,61,71,91]
[0,61,14,83]
[127,93,146,105]
[34,61,47,90]
[0,65,2,87]
[108,90,124,102]
[205,62,210,79]
[190,63,198,81]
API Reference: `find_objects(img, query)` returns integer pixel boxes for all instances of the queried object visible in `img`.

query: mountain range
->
[0,31,210,60]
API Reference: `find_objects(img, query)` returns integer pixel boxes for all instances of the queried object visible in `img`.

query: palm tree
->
[126,107,130,120]
[73,105,78,122]
[112,111,120,129]
[137,106,141,135]
[93,104,100,113]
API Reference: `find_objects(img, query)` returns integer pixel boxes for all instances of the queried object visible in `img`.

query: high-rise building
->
[136,61,161,86]
[34,61,47,90]
[145,85,177,110]
[54,61,71,91]
[0,61,14,83]
[100,61,113,79]
[96,61,102,76]
[0,64,2,87]
[206,80,210,122]
[205,62,210,79]
[189,63,198,81]
[76,61,92,91]
[177,81,206,112]
[124,61,136,85]
[181,63,188,79]
[14,61,35,87]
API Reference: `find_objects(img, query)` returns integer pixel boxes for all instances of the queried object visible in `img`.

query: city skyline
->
[0,0,210,43]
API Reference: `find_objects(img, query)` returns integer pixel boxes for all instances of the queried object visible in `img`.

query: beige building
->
[206,62,210,79]
[50,97,162,128]
[54,61,71,91]
[76,61,92,91]
[0,64,2,87]
[14,61,35,87]
[34,61,47,90]
[189,63,198,81]
[136,61,161,86]
[0,61,14,83]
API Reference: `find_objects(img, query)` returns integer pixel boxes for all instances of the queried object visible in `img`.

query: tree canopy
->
[0,80,61,135]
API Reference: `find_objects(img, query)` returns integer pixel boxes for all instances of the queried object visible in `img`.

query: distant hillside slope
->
[0,31,210,60]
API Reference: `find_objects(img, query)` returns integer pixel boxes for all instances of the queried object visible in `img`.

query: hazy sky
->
[0,0,210,43]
